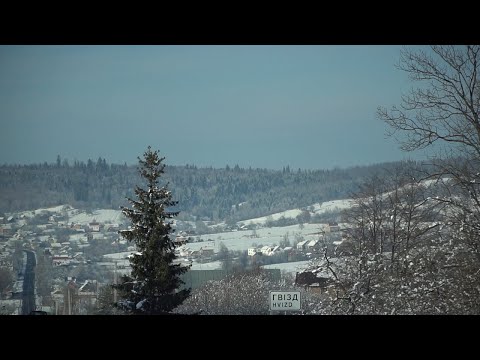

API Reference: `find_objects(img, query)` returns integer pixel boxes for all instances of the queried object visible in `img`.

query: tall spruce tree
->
[115,146,190,314]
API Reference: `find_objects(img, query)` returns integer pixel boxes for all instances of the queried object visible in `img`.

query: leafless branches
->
[378,45,480,156]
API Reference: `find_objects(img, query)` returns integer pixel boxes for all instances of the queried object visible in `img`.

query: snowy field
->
[102,222,330,257]
[68,209,124,225]
[242,209,304,225]
[183,223,329,253]
[15,202,348,255]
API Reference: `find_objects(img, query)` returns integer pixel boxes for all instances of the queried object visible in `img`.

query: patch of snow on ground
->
[68,209,124,225]
[310,199,355,214]
[103,252,133,260]
[242,209,304,225]
[186,223,325,253]
[241,199,354,226]
[18,204,72,218]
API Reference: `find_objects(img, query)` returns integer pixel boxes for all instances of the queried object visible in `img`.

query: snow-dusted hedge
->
[174,269,332,315]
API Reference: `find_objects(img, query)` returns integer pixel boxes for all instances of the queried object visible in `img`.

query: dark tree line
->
[0,157,431,222]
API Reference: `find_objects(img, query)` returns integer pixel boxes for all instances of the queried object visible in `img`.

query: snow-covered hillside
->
[17,204,73,218]
[179,223,329,253]
[15,205,125,225]
[241,199,354,226]
[309,199,355,215]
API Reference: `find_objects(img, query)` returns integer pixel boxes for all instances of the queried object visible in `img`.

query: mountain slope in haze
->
[0,159,425,222]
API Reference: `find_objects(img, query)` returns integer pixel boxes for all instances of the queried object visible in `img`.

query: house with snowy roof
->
[89,220,101,232]
[296,240,309,252]
[248,248,261,256]
[199,247,214,257]
[307,239,322,253]
[78,280,98,298]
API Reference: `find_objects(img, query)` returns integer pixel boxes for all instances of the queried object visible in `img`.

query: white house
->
[248,248,260,256]
[266,245,283,256]
[307,239,322,253]
[260,246,272,255]
[296,240,309,252]
[89,220,100,232]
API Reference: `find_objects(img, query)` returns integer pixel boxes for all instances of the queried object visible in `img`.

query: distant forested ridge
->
[0,157,425,221]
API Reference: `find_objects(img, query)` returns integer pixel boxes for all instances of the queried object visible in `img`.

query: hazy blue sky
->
[0,45,428,170]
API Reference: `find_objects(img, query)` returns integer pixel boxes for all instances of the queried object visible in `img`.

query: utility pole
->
[68,285,71,315]
[113,260,117,304]
[96,278,99,312]
[63,289,66,315]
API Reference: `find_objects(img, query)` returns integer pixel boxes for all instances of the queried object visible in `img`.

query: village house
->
[89,220,101,232]
[248,247,261,256]
[52,254,70,266]
[269,245,282,256]
[199,247,214,258]
[296,240,309,252]
[260,245,272,255]
[257,245,282,256]
[306,239,322,254]
[328,221,340,232]
[175,234,188,244]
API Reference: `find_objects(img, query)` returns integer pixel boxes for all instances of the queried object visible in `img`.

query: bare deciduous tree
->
[377,46,480,223]
[377,45,479,155]
[377,45,480,314]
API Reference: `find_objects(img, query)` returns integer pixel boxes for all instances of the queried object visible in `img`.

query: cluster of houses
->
[245,222,344,259]
[247,245,284,257]
[1,204,352,314]
[0,206,132,314]
[1,209,126,264]
[175,242,215,261]
[296,239,322,254]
